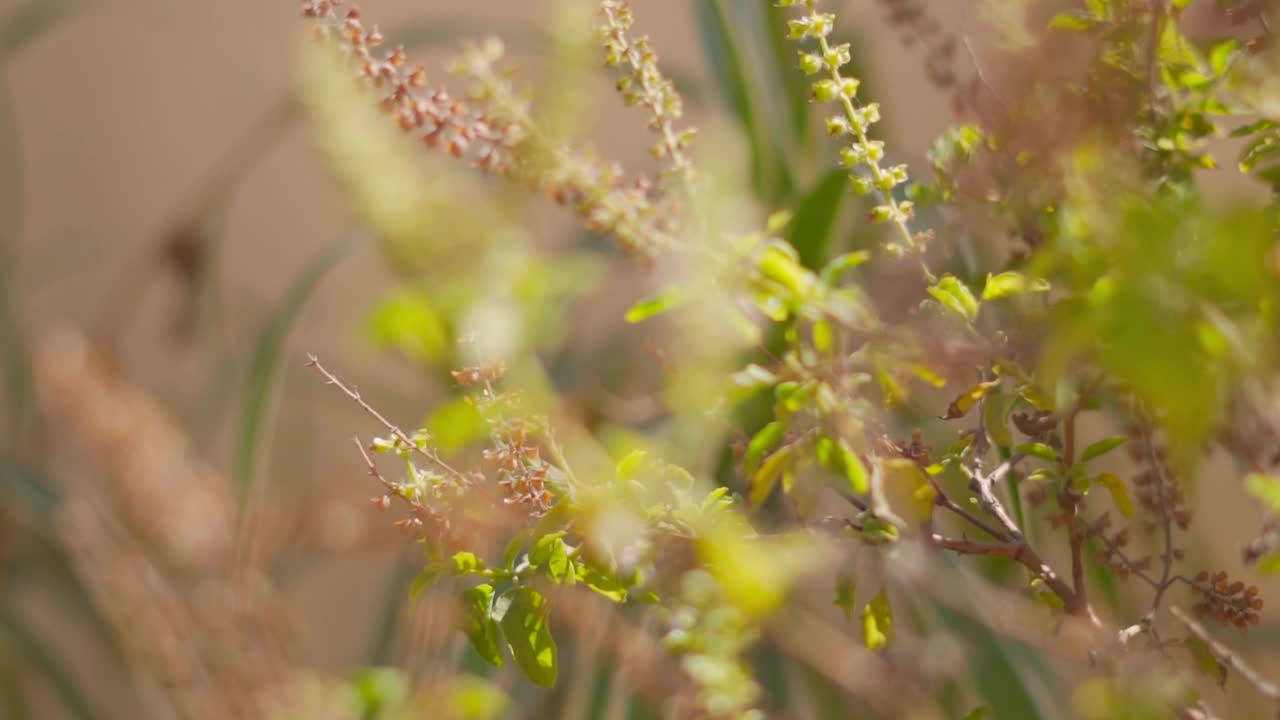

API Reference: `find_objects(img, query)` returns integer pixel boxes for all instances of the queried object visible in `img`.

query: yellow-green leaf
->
[1245,473,1280,512]
[862,589,893,650]
[1093,472,1134,518]
[927,275,979,321]
[750,444,793,506]
[625,287,687,323]
[982,270,1050,300]
[941,379,1000,420]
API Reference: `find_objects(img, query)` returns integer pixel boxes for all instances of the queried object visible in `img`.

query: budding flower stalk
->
[778,0,926,268]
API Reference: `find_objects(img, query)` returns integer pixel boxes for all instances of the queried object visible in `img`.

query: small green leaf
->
[745,421,786,475]
[1245,473,1280,512]
[861,589,893,650]
[962,708,991,720]
[452,551,486,575]
[981,271,1050,300]
[1013,442,1058,463]
[499,588,558,687]
[625,287,687,323]
[820,250,871,285]
[1093,472,1134,518]
[927,275,979,321]
[835,438,869,495]
[461,584,504,668]
[1080,436,1129,464]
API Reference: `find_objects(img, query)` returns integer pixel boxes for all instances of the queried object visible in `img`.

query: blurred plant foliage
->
[292,0,1280,717]
[12,0,1280,718]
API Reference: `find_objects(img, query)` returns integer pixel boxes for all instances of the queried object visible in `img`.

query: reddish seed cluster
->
[880,428,932,465]
[1127,441,1192,533]
[483,423,554,515]
[302,0,523,172]
[1190,571,1264,631]
[451,362,507,387]
[600,1,696,186]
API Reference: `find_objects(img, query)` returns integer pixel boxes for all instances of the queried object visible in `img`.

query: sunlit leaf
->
[499,587,557,686]
[1245,473,1280,512]
[529,532,570,583]
[462,585,504,668]
[745,421,786,475]
[625,287,687,323]
[928,275,979,321]
[982,271,1050,300]
[941,379,1000,420]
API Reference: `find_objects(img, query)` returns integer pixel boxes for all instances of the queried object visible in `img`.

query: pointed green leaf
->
[499,587,558,687]
[625,287,687,323]
[1080,436,1129,464]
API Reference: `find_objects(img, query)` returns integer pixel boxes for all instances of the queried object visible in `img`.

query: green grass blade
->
[788,169,848,269]
[763,2,810,147]
[934,605,1065,720]
[0,87,32,446]
[0,608,100,720]
[694,0,792,202]
[234,232,362,502]
[0,0,76,64]
[366,560,417,665]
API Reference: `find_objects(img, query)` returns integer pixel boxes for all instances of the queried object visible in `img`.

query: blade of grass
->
[366,559,418,665]
[0,86,32,447]
[763,2,810,148]
[0,0,77,64]
[234,232,362,502]
[787,169,848,269]
[934,605,1066,720]
[0,608,100,720]
[694,0,792,202]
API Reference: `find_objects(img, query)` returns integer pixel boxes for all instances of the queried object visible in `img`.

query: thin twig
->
[1142,422,1178,618]
[306,354,469,483]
